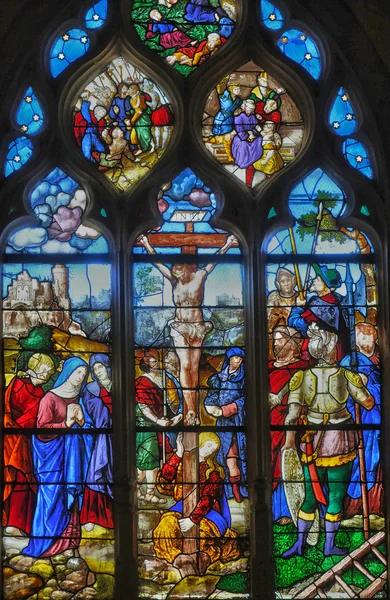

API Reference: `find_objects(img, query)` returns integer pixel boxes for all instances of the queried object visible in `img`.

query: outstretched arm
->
[204,234,238,274]
[137,234,174,282]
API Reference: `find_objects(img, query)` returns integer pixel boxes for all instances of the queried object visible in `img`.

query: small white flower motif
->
[356,155,363,163]
[25,96,33,104]
[81,36,89,44]
[281,36,288,44]
[269,13,276,21]
[62,33,70,41]
[341,94,348,102]
[14,155,21,163]
[33,114,40,122]
[299,34,307,41]
[21,125,28,132]
[346,113,354,120]
[304,53,312,60]
[92,13,100,21]
[332,121,340,129]
[58,52,66,60]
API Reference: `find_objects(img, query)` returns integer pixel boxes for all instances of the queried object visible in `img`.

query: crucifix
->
[137,216,237,563]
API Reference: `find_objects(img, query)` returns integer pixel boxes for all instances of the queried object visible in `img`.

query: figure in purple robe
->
[231,99,263,186]
[80,354,113,530]
[184,0,226,23]
[146,9,194,49]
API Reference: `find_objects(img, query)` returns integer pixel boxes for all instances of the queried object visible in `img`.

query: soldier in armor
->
[282,324,374,557]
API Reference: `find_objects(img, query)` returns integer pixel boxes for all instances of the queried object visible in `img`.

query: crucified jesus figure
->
[137,233,237,425]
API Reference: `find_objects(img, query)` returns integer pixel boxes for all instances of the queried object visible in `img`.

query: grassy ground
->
[274,523,387,592]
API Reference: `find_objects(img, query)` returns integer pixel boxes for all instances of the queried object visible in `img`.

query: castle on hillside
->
[3,265,85,339]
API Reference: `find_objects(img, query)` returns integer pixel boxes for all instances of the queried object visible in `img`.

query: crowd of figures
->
[267,262,381,558]
[3,353,113,557]
[73,73,173,186]
[135,0,237,72]
[205,71,288,186]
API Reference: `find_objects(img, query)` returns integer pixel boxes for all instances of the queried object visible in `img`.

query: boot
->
[324,519,348,556]
[282,517,313,558]
[230,476,244,503]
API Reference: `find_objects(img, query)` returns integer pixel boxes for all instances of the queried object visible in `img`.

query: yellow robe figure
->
[153,433,241,564]
[254,140,284,175]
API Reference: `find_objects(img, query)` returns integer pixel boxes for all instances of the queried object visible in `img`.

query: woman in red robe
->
[3,353,54,535]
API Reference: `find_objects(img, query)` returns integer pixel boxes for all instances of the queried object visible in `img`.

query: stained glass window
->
[4,137,34,177]
[277,28,322,79]
[266,169,385,598]
[260,0,284,30]
[328,87,357,136]
[85,0,109,29]
[1,0,385,598]
[131,0,238,76]
[133,170,249,598]
[50,28,91,78]
[202,62,304,188]
[15,87,44,136]
[73,56,174,192]
[343,138,373,179]
[2,170,114,599]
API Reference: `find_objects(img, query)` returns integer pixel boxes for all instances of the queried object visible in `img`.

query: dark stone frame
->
[0,0,389,598]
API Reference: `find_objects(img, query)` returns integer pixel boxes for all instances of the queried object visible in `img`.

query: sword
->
[300,415,327,505]
[303,201,324,295]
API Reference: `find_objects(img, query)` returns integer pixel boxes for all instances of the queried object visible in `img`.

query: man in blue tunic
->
[204,347,247,503]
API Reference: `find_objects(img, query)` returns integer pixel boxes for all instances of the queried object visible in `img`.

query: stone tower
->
[51,264,70,310]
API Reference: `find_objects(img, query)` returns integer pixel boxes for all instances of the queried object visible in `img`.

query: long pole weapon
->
[288,228,304,301]
[345,264,370,540]
[303,202,324,295]
[161,350,167,468]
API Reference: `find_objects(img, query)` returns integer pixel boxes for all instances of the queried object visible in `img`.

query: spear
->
[345,263,370,540]
[288,228,304,301]
[161,350,167,467]
[303,201,324,294]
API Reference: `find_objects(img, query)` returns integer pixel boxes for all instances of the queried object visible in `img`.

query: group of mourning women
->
[3,353,113,557]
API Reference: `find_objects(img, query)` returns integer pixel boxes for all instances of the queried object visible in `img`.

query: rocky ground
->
[3,498,250,599]
[3,526,115,600]
[138,498,250,599]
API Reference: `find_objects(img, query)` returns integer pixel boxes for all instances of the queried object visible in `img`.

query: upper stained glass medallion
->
[277,28,322,80]
[133,169,249,599]
[266,170,385,598]
[202,62,304,188]
[73,56,174,192]
[131,0,237,76]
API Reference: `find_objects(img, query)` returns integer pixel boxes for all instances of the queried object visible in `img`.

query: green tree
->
[296,190,346,244]
[134,265,163,305]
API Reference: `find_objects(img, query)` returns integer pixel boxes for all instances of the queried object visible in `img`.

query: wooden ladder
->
[294,530,387,598]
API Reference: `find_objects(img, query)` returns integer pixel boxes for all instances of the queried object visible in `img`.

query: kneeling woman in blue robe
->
[23,357,93,557]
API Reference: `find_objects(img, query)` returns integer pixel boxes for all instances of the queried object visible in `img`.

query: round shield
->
[281,448,319,546]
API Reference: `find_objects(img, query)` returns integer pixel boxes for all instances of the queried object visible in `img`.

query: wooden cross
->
[135,216,237,556]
